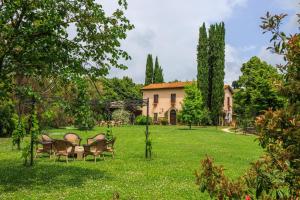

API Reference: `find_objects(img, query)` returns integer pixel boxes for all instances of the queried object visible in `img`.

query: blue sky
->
[102,0,299,84]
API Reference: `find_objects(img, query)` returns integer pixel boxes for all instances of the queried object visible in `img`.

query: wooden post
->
[145,98,149,158]
[16,100,22,150]
[29,96,35,166]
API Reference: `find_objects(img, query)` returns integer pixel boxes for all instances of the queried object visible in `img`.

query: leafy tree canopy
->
[180,83,206,129]
[234,56,286,122]
[100,76,142,102]
[0,0,134,79]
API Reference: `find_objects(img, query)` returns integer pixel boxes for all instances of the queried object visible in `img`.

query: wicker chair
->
[104,137,116,158]
[36,142,52,158]
[87,133,106,145]
[83,140,107,162]
[52,140,75,163]
[63,133,81,146]
[35,134,54,158]
[41,134,54,142]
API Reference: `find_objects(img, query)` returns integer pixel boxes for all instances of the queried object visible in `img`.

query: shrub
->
[105,126,114,142]
[0,100,16,137]
[112,109,130,124]
[160,118,168,125]
[40,103,71,128]
[195,156,246,199]
[12,114,26,150]
[135,115,152,125]
[200,108,212,125]
[72,78,95,130]
[75,115,95,130]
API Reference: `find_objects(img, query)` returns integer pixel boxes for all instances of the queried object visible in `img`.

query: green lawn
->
[0,126,263,199]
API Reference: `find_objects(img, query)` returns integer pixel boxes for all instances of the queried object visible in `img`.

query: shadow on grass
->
[0,159,111,193]
[177,126,210,131]
[177,128,199,131]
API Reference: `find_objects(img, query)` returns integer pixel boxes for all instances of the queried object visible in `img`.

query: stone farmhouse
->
[142,81,233,125]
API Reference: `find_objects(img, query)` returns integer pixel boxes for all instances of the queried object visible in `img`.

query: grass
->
[0,126,263,199]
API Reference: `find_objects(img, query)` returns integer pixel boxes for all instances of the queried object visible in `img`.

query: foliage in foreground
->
[0,0,133,80]
[0,0,134,166]
[196,12,300,199]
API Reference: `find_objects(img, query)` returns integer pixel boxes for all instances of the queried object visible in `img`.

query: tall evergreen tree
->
[197,23,209,108]
[207,24,216,111]
[153,56,164,83]
[158,66,164,83]
[145,54,153,85]
[210,23,225,124]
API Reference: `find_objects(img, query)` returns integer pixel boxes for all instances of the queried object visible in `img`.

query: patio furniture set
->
[36,133,116,163]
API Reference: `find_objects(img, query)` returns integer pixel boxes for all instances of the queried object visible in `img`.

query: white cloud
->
[274,0,300,33]
[100,0,249,83]
[276,0,299,10]
[257,46,285,66]
[225,44,243,84]
[239,45,257,52]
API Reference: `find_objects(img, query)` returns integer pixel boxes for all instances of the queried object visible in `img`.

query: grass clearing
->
[0,126,263,199]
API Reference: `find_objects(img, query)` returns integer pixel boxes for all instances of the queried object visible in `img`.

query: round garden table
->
[74,146,84,160]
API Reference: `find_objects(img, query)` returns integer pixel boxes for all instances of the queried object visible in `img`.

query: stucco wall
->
[142,88,185,120]
[142,87,233,123]
[223,88,233,113]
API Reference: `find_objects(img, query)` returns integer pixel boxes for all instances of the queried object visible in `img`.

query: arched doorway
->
[170,109,177,125]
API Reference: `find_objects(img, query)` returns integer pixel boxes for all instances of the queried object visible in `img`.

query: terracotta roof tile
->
[224,84,234,93]
[142,81,194,90]
[142,81,234,93]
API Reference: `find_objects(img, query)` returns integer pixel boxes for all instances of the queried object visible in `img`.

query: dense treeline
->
[0,76,142,136]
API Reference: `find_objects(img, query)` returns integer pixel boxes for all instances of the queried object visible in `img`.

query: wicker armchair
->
[36,142,52,158]
[63,133,81,146]
[41,134,54,142]
[83,140,107,162]
[87,133,106,145]
[104,137,116,158]
[35,134,54,158]
[52,140,75,163]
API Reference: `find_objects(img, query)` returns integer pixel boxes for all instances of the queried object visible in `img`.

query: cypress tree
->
[145,54,153,85]
[207,24,216,112]
[153,56,164,83]
[197,23,209,108]
[158,66,164,83]
[210,23,225,124]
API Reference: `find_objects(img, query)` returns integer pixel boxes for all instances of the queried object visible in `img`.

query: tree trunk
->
[17,139,21,150]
